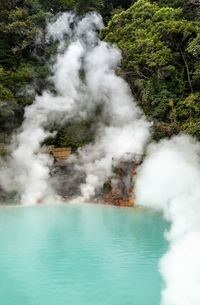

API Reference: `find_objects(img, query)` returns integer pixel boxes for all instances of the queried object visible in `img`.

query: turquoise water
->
[0,204,168,305]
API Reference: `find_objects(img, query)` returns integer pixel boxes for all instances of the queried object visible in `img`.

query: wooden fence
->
[46,145,71,160]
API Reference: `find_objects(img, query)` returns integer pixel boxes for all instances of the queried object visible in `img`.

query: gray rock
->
[50,161,86,198]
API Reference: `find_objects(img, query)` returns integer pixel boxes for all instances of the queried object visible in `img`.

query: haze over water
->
[0,204,168,305]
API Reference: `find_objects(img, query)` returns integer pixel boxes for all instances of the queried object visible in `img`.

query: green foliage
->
[1,0,200,146]
[151,0,200,20]
[0,84,14,102]
[102,0,200,139]
[45,118,97,151]
[36,0,74,12]
[0,0,54,138]
[74,0,104,14]
[102,180,112,193]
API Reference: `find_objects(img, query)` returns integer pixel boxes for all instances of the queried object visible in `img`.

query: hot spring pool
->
[0,204,168,305]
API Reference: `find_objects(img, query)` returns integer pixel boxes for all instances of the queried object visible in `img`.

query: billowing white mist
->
[135,134,200,305]
[0,12,151,204]
[1,10,200,305]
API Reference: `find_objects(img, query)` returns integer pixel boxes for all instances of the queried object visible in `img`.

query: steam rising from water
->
[0,12,151,205]
[135,134,200,305]
[0,11,200,305]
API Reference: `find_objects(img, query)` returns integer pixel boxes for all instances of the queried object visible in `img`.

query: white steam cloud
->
[1,10,200,305]
[135,134,200,305]
[0,12,151,205]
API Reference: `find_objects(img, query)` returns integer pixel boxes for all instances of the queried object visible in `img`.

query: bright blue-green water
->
[0,204,168,305]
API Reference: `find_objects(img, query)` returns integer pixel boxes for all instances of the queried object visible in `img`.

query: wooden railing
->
[45,146,71,160]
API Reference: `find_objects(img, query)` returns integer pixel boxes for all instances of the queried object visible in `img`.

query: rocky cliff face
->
[102,160,138,207]
[0,159,137,205]
[50,161,86,198]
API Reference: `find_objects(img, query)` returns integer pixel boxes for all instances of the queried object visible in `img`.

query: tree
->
[151,0,199,20]
[0,0,53,140]
[102,0,200,139]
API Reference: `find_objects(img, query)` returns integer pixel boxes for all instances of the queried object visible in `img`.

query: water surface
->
[0,204,168,305]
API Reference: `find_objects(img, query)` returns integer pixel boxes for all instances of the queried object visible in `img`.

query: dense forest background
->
[0,0,200,151]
